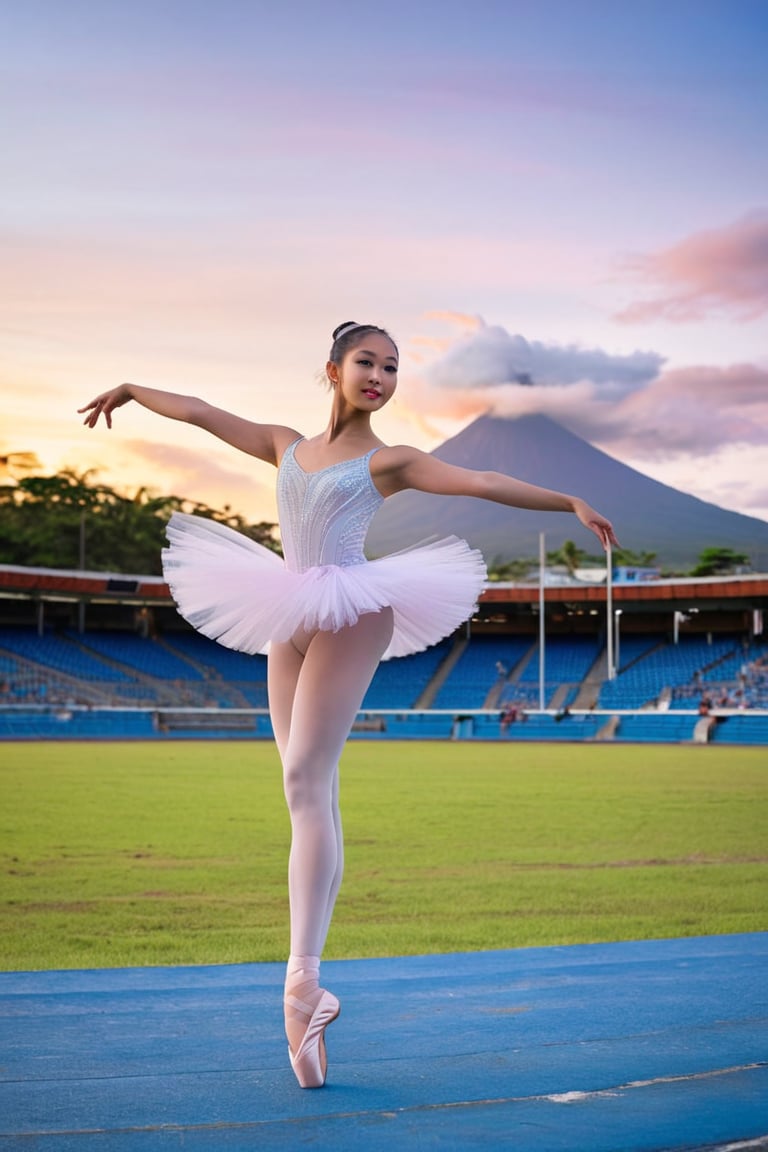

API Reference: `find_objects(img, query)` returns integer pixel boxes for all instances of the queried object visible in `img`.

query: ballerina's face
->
[330,332,399,411]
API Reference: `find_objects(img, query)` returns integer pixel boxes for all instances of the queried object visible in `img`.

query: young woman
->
[80,320,618,1088]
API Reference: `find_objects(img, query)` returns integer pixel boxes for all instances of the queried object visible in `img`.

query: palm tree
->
[613,546,658,567]
[547,539,586,577]
[0,451,41,481]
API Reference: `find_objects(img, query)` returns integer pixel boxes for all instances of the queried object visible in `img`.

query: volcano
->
[366,414,768,569]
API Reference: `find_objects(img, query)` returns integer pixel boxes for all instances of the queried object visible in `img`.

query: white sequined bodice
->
[277,439,384,572]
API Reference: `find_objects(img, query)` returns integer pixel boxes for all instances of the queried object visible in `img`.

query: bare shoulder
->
[272,425,303,462]
[369,444,423,495]
[371,444,422,472]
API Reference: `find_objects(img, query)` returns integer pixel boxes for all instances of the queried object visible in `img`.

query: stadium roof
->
[1,564,766,612]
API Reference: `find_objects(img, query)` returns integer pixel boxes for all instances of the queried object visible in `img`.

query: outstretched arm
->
[374,446,619,551]
[78,383,300,467]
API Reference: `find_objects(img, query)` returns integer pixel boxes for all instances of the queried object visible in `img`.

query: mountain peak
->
[368,414,768,567]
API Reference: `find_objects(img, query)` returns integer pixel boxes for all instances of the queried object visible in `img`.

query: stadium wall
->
[1,705,766,745]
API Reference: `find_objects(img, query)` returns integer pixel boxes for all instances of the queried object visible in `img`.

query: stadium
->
[2,558,766,745]
[3,2,767,1142]
[3,457,767,1145]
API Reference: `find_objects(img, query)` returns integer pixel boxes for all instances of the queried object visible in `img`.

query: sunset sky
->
[2,0,767,532]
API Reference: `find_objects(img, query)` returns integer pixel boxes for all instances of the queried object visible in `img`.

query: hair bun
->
[332,321,359,340]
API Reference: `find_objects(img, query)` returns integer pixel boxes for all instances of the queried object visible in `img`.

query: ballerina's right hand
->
[78,384,132,429]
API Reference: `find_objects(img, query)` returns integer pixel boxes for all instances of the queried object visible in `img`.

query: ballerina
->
[80,319,618,1088]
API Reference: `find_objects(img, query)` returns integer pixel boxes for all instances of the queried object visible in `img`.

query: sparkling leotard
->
[277,440,383,571]
[162,438,486,660]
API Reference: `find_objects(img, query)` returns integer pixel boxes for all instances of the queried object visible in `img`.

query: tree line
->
[0,466,749,578]
[0,469,280,575]
[488,540,749,580]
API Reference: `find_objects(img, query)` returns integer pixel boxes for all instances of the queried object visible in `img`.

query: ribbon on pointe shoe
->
[286,989,340,1088]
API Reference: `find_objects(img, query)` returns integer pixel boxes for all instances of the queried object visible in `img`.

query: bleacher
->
[500,636,601,709]
[151,631,270,708]
[70,629,205,681]
[1,623,766,744]
[598,635,741,710]
[613,633,665,672]
[162,631,267,680]
[517,636,600,685]
[362,639,451,708]
[0,627,135,686]
[432,636,533,709]
[673,639,768,711]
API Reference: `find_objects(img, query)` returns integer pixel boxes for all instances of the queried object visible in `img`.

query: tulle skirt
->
[162,512,487,660]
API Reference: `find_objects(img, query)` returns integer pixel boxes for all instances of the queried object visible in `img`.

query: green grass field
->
[1,740,766,970]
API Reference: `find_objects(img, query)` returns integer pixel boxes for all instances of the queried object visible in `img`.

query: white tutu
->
[162,512,487,660]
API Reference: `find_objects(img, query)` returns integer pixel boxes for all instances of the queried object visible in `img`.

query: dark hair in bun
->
[329,321,398,366]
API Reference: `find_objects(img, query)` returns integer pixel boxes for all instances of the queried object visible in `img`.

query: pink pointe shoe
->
[286,989,340,1088]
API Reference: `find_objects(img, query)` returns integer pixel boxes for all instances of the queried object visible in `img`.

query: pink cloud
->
[423,311,485,332]
[118,440,276,519]
[595,363,768,457]
[615,211,768,323]
[402,317,768,463]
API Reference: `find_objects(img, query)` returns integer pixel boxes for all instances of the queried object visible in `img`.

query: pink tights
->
[268,608,394,1053]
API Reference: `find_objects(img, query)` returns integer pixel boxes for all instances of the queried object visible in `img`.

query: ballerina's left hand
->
[573,499,619,551]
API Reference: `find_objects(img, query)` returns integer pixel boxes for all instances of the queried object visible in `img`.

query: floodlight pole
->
[605,543,614,679]
[539,531,546,710]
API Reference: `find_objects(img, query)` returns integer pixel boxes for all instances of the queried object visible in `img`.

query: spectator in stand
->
[500,705,518,731]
